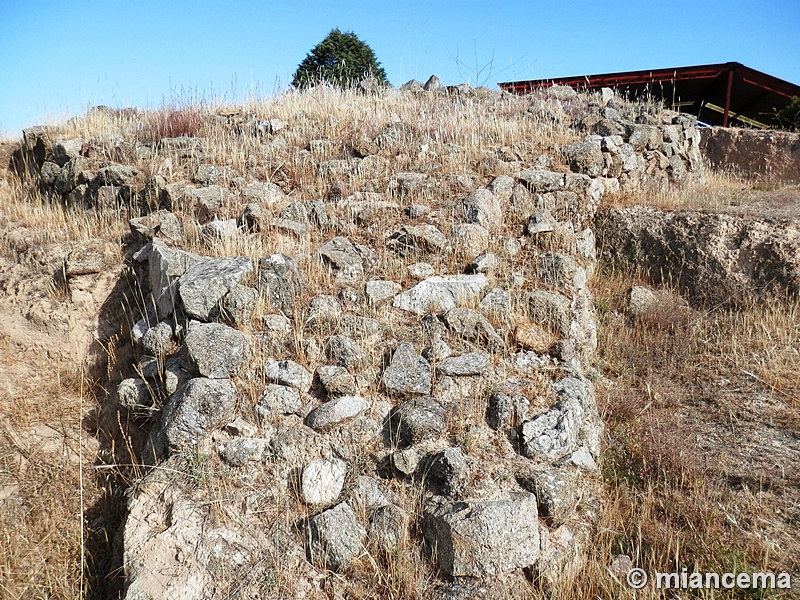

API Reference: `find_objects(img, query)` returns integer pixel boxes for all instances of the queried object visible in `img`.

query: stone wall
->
[700,126,800,182]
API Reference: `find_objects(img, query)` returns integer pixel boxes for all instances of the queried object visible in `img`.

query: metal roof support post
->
[722,65,734,127]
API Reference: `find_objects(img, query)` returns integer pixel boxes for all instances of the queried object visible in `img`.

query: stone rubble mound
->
[9,80,710,598]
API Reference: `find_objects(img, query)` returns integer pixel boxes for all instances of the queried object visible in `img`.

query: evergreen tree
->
[292,29,388,89]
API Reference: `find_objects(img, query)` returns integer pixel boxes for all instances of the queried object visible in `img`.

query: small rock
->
[486,391,530,430]
[305,396,370,431]
[303,502,366,572]
[301,458,348,506]
[368,504,409,554]
[184,322,251,379]
[256,384,302,420]
[387,396,445,448]
[393,275,488,316]
[521,392,584,460]
[365,280,402,307]
[316,365,357,397]
[218,438,268,466]
[383,342,431,396]
[264,359,313,392]
[201,218,240,241]
[436,353,489,377]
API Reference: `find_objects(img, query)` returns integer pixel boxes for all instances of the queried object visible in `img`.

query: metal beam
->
[722,66,735,127]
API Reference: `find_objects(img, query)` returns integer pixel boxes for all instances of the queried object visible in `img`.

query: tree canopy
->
[292,29,388,89]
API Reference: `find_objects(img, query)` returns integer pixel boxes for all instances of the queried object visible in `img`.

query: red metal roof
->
[499,62,800,128]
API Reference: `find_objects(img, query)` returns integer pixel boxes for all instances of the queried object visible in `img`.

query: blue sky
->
[1,0,799,137]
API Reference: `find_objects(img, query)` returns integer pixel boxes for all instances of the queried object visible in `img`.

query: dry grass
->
[582,265,800,599]
[607,167,800,219]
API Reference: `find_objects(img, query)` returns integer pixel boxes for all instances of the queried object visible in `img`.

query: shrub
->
[292,28,388,89]
[143,106,203,142]
[775,96,800,131]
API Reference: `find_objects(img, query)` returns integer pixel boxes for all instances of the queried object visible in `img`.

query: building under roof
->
[499,62,800,128]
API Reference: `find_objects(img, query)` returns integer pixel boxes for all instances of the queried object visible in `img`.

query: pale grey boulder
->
[383,343,431,396]
[422,493,539,577]
[183,322,251,379]
[178,256,252,321]
[263,359,313,392]
[258,254,305,312]
[303,502,366,572]
[148,238,203,318]
[160,377,237,451]
[436,352,489,377]
[387,396,445,448]
[256,384,302,420]
[392,274,488,315]
[305,396,370,431]
[301,458,348,506]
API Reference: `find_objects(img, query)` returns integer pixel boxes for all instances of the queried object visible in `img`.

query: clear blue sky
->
[1,0,799,137]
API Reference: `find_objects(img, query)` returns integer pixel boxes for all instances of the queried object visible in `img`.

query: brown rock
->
[514,322,555,353]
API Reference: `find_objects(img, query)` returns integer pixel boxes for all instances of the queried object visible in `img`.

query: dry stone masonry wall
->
[10,82,706,598]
